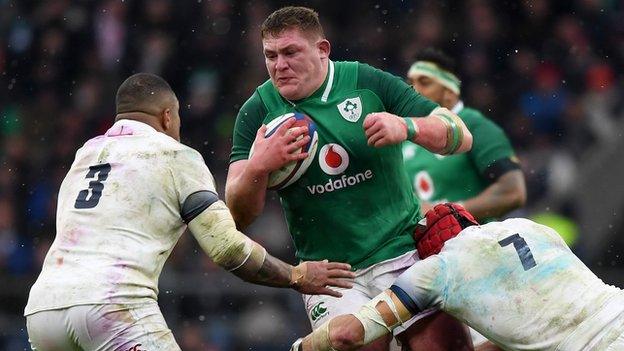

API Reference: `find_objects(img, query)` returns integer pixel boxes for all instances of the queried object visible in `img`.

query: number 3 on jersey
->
[74,163,111,209]
[499,233,537,271]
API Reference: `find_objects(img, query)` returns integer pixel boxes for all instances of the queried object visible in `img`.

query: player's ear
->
[317,39,330,59]
[161,107,172,131]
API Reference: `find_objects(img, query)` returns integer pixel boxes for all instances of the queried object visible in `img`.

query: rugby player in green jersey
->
[404,48,526,222]
[226,7,473,351]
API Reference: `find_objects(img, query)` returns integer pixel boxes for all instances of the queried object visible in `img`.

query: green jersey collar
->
[321,60,335,102]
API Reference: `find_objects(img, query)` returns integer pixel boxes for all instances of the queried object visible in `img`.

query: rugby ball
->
[250,112,318,190]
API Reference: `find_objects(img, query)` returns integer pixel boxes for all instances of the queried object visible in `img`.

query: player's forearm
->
[462,170,526,220]
[188,203,295,288]
[234,251,294,288]
[189,201,260,268]
[408,108,472,155]
[225,161,270,230]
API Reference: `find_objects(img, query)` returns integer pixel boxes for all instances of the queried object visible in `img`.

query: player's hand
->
[290,260,356,297]
[363,112,408,147]
[290,338,303,351]
[414,203,479,259]
[248,117,310,173]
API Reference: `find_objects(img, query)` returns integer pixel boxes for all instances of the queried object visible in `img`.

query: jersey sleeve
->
[390,255,448,315]
[464,110,520,182]
[357,62,438,117]
[230,91,268,163]
[169,147,218,212]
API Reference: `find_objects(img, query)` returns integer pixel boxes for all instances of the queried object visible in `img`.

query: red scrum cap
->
[414,203,479,259]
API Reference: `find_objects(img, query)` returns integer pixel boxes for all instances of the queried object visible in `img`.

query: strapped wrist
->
[402,117,418,142]
[290,262,306,288]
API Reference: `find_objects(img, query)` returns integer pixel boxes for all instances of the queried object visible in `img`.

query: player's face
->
[263,28,329,101]
[409,75,446,105]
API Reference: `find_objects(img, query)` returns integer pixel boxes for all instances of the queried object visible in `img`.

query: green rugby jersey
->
[402,102,519,217]
[231,61,437,269]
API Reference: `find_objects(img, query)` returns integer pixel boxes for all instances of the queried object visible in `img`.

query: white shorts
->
[26,302,180,351]
[303,250,434,335]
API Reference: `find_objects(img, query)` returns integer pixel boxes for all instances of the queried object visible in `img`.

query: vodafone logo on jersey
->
[319,144,349,175]
[307,143,374,195]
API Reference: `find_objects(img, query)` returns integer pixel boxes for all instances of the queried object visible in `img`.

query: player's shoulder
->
[242,83,271,117]
[493,218,564,242]
[148,136,206,164]
[351,61,408,94]
[351,60,385,77]
[256,79,273,95]
[335,60,360,70]
[498,217,547,232]
[169,142,205,163]
[477,218,534,233]
[457,219,528,242]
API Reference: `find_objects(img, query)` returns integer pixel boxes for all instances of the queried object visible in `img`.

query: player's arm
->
[460,115,526,220]
[185,195,355,295]
[226,94,309,229]
[358,63,472,153]
[462,169,526,220]
[405,108,472,155]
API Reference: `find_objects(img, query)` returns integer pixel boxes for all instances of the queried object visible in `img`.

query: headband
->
[407,61,461,95]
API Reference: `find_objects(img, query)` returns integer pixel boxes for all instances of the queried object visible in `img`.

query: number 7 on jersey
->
[498,233,537,271]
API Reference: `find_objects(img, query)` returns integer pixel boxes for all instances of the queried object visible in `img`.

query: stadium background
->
[1,0,624,349]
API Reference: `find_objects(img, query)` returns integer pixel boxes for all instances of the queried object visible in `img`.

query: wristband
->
[402,117,417,141]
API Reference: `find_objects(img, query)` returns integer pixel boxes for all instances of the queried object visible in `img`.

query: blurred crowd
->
[1,0,623,349]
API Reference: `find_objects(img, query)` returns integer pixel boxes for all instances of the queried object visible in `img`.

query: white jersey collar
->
[451,100,464,114]
[106,119,159,136]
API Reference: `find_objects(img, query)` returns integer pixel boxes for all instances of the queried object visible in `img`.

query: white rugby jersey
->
[395,218,624,351]
[25,120,216,315]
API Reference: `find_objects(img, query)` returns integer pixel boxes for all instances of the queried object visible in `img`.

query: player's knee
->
[330,326,359,350]
[329,317,364,350]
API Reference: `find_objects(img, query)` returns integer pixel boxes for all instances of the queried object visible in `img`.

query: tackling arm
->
[186,198,354,295]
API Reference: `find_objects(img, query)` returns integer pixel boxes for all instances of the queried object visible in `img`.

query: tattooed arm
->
[232,248,354,297]
[186,200,355,297]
